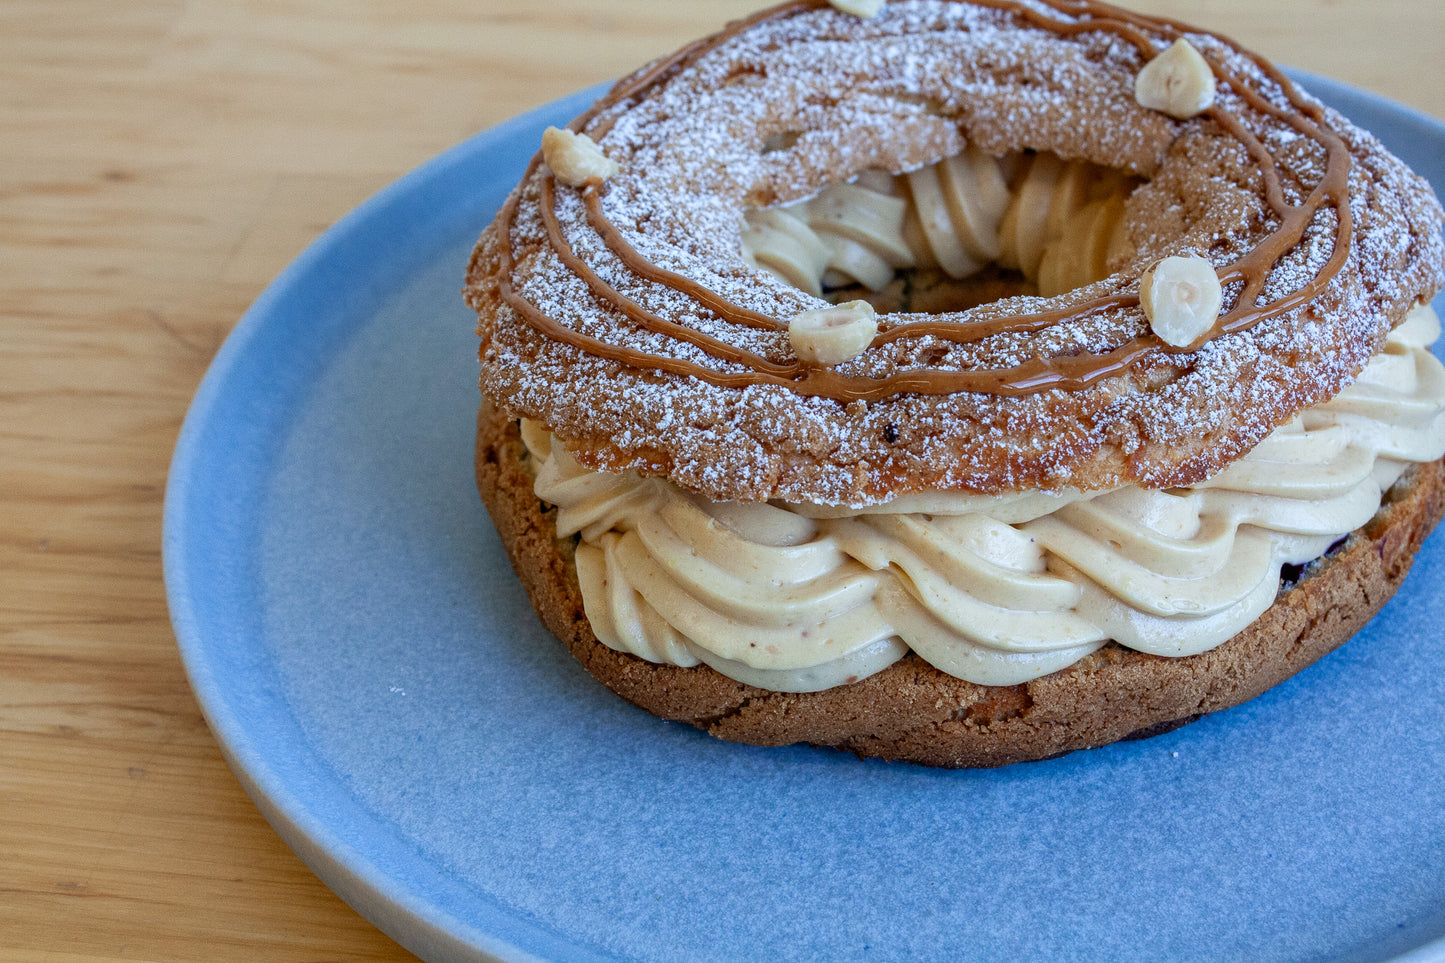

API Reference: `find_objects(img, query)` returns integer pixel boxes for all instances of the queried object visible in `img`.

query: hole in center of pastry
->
[740,148,1142,314]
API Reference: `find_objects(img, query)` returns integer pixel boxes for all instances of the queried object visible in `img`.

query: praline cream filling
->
[523,305,1445,692]
[739,150,1136,299]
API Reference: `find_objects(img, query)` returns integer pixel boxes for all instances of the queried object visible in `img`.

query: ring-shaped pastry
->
[467,0,1443,506]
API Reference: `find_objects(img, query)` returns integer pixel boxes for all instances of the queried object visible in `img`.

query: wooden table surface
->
[4,1,1442,959]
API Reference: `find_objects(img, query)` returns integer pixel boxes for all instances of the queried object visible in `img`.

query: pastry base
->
[475,400,1445,768]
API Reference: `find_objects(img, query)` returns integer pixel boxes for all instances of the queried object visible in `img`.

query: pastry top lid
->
[466,0,1444,506]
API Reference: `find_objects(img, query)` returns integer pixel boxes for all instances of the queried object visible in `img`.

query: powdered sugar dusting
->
[466,0,1445,506]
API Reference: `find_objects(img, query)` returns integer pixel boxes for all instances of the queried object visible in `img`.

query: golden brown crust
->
[466,1,1445,506]
[476,402,1445,767]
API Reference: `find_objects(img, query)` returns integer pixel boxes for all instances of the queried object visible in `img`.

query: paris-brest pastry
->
[466,0,1445,766]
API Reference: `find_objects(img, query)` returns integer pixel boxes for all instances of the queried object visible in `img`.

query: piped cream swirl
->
[526,306,1445,691]
[740,148,1135,298]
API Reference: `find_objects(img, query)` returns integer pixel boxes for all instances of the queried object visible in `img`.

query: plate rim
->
[163,85,612,963]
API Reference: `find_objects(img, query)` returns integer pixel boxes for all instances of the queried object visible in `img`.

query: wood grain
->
[2,1,1440,959]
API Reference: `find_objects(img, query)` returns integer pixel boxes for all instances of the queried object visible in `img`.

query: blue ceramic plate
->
[165,75,1445,963]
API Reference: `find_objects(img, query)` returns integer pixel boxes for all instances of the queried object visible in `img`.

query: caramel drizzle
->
[579,190,782,332]
[496,0,1354,400]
